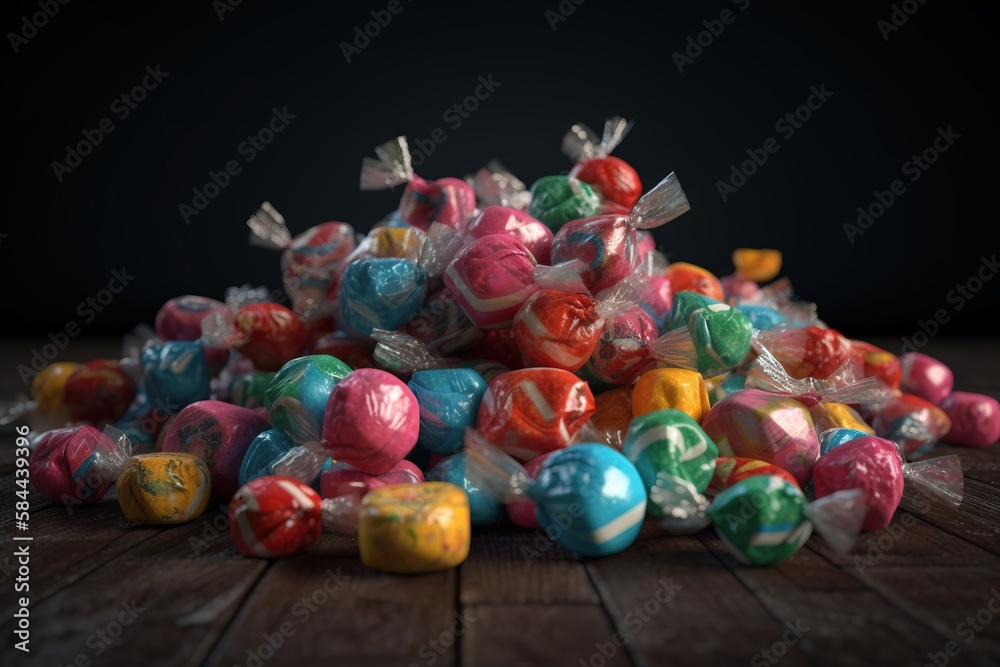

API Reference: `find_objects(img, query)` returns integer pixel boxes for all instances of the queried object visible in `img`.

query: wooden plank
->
[205,557,457,667]
[0,508,269,667]
[462,604,632,667]
[896,477,1000,558]
[584,533,811,667]
[460,522,601,605]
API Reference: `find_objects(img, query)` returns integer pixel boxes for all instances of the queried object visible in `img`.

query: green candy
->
[623,409,718,518]
[663,291,716,334]
[707,475,811,565]
[265,355,352,441]
[689,303,754,376]
[230,371,277,408]
[528,175,600,231]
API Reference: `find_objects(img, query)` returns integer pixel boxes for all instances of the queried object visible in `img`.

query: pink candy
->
[319,459,424,500]
[29,426,118,503]
[899,353,954,405]
[813,435,904,531]
[465,206,553,265]
[444,234,539,329]
[506,452,553,530]
[941,391,1000,447]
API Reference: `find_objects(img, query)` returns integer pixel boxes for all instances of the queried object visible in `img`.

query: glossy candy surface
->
[444,235,538,329]
[632,368,711,423]
[118,452,211,524]
[229,476,323,558]
[528,176,600,231]
[408,369,487,455]
[29,426,119,503]
[812,436,903,531]
[339,258,428,338]
[427,453,505,527]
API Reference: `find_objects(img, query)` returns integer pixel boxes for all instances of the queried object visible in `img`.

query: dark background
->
[2,0,998,345]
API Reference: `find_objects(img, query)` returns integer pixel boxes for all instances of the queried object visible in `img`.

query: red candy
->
[812,436,904,531]
[62,359,137,426]
[229,476,323,558]
[756,326,853,380]
[851,340,901,390]
[571,156,643,210]
[940,391,1000,447]
[230,302,308,371]
[320,460,424,500]
[512,289,603,372]
[155,295,229,341]
[869,393,951,456]
[506,452,554,529]
[663,263,724,302]
[477,368,596,461]
[29,426,118,503]
[707,456,800,497]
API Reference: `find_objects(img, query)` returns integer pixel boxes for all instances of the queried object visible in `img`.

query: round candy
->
[155,295,228,342]
[465,206,554,265]
[640,274,673,328]
[664,291,721,333]
[813,435,904,531]
[584,306,658,385]
[940,391,1000,447]
[31,362,80,415]
[229,371,278,409]
[528,175,600,231]
[701,389,819,486]
[809,402,873,435]
[444,234,538,329]
[339,258,428,338]
[632,368,711,424]
[623,409,718,517]
[29,426,118,503]
[161,400,270,500]
[755,326,853,381]
[63,359,137,426]
[707,475,811,565]
[850,340,901,391]
[732,248,782,282]
[550,214,637,293]
[477,368,596,461]
[320,460,423,500]
[706,457,799,497]
[512,289,603,372]
[230,302,308,372]
[399,175,476,231]
[358,482,471,573]
[281,221,356,314]
[118,452,211,524]
[686,302,754,376]
[408,368,487,455]
[870,393,951,457]
[571,155,642,210]
[427,453,505,527]
[506,452,554,529]
[239,429,295,487]
[265,355,352,443]
[532,444,647,557]
[322,369,419,475]
[736,304,784,331]
[141,341,212,410]
[818,427,871,456]
[229,476,323,558]
[899,353,954,405]
[663,263,724,302]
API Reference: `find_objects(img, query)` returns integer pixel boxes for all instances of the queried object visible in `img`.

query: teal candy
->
[238,429,293,486]
[426,453,504,527]
[340,258,428,337]
[530,444,647,557]
[689,303,754,376]
[736,304,785,330]
[230,371,277,409]
[663,292,720,334]
[528,176,600,231]
[141,341,211,409]
[623,409,718,517]
[819,427,871,456]
[408,369,487,455]
[265,355,352,443]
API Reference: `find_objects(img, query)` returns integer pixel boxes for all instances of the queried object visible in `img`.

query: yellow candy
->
[359,482,470,574]
[732,248,782,282]
[368,227,423,260]
[31,362,81,413]
[117,453,211,524]
[632,368,711,423]
[810,402,875,434]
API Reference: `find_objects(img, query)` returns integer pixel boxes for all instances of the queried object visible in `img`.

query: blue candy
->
[141,341,211,409]
[427,453,505,527]
[264,355,352,443]
[408,369,487,455]
[339,258,428,337]
[818,427,871,456]
[735,304,785,331]
[531,444,647,557]
[239,429,294,487]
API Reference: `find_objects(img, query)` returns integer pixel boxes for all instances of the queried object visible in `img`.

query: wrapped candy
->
[753,325,855,381]
[264,355,352,443]
[356,482,471,573]
[505,451,554,529]
[731,248,782,282]
[583,305,659,385]
[818,427,872,456]
[408,368,488,455]
[311,333,376,370]
[720,275,759,303]
[511,289,605,373]
[850,340,901,390]
[660,293,754,377]
[590,387,634,450]
[239,429,296,487]
[869,393,951,457]
[707,475,866,565]
[161,400,270,500]
[632,368,711,423]
[471,160,531,211]
[140,341,211,410]
[562,116,643,210]
[320,460,423,502]
[476,368,595,461]
[29,425,132,503]
[465,206,553,265]
[229,371,277,409]
[809,402,874,434]
[812,435,964,530]
[28,361,80,426]
[427,453,505,527]
[62,359,137,426]
[155,295,229,342]
[444,234,539,329]
[203,302,308,372]
[117,452,211,524]
[360,136,476,232]
[941,391,1000,447]
[736,304,785,331]
[550,172,690,293]
[899,352,954,405]
[701,389,819,486]
[466,435,647,557]
[339,257,428,338]
[403,288,474,345]
[663,263,724,302]
[528,175,600,231]
[229,476,323,558]
[707,457,799,496]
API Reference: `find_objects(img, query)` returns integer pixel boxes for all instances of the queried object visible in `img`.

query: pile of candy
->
[12,118,999,573]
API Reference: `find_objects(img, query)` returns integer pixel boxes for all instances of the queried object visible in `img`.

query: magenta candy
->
[319,460,424,500]
[813,435,903,531]
[899,353,954,405]
[466,206,554,264]
[155,295,228,342]
[941,391,1000,447]
[701,389,819,486]
[161,400,270,500]
[506,451,553,529]
[322,369,419,475]
[721,275,759,302]
[551,214,637,293]
[399,175,476,232]
[444,234,539,329]
[29,426,118,503]
[636,230,656,260]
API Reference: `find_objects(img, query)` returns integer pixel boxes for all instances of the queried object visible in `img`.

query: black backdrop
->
[2,0,998,341]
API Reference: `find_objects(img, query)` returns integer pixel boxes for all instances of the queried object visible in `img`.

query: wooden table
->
[2,337,999,667]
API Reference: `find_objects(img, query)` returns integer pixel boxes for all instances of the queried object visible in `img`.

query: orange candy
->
[632,368,711,423]
[732,248,782,282]
[591,387,634,450]
[663,262,724,302]
[707,456,800,496]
